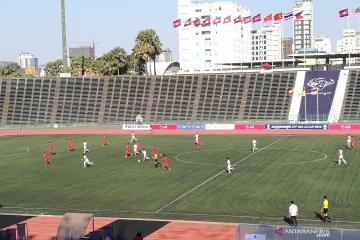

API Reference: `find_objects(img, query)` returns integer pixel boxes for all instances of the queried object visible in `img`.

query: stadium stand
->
[341,70,360,121]
[1,70,360,126]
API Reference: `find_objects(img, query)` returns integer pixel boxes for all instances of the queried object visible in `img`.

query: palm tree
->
[132,29,162,75]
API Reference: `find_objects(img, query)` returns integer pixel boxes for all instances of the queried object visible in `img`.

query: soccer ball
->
[138,160,141,162]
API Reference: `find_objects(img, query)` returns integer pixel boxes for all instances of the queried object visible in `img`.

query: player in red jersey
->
[196,136,202,148]
[42,151,51,165]
[48,142,54,155]
[102,134,108,146]
[136,141,142,153]
[350,136,355,149]
[152,145,158,159]
[125,143,131,157]
[161,154,170,171]
[67,139,73,152]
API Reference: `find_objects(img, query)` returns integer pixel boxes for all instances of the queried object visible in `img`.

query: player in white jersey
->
[226,157,234,174]
[347,134,351,149]
[194,132,199,145]
[338,147,347,165]
[252,138,258,152]
[133,142,138,155]
[82,153,94,168]
[83,140,89,154]
[131,131,137,143]
[142,149,149,162]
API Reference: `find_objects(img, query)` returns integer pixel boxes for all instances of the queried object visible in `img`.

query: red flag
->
[339,8,349,17]
[184,18,192,27]
[213,16,221,25]
[193,18,201,27]
[172,19,181,28]
[223,15,231,24]
[234,15,242,24]
[274,12,283,21]
[309,89,318,95]
[252,14,261,23]
[264,13,272,22]
[294,11,304,19]
[202,17,211,26]
[261,63,271,69]
[243,16,252,24]
[353,7,360,15]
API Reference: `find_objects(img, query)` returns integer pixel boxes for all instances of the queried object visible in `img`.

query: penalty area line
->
[155,135,290,213]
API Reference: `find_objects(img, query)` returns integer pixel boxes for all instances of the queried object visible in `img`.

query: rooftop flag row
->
[173,7,360,28]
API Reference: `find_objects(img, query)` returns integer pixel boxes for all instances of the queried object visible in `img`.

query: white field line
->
[155,135,290,213]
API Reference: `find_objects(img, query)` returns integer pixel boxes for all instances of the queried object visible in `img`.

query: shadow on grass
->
[314,212,324,221]
[283,216,293,226]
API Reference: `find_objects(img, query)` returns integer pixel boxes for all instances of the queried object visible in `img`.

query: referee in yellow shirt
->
[321,196,332,223]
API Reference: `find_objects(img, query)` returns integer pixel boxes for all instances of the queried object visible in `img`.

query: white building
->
[156,48,173,62]
[251,23,282,61]
[293,0,313,52]
[178,0,252,72]
[18,53,39,71]
[313,36,332,53]
[336,29,360,53]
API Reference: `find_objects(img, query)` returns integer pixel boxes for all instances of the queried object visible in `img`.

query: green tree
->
[70,56,100,76]
[129,52,146,75]
[0,63,21,77]
[132,29,162,75]
[96,47,129,76]
[44,59,63,77]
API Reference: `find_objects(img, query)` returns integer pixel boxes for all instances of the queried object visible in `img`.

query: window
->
[205,60,211,68]
[205,49,211,57]
[205,38,211,46]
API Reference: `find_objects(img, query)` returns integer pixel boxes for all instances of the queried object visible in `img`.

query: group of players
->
[337,134,356,165]
[41,132,351,172]
[42,137,95,167]
[125,132,170,171]
[41,132,171,170]
[41,132,259,173]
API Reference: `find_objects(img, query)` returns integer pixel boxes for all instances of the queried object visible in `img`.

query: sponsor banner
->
[265,124,328,130]
[150,124,177,130]
[122,124,150,130]
[205,124,235,130]
[176,124,206,130]
[235,124,265,130]
[299,71,340,121]
[329,124,360,130]
[236,224,360,240]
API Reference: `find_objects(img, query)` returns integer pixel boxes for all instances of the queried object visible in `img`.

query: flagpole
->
[290,16,295,69]
[281,17,284,68]
[300,15,305,69]
[304,88,307,122]
[317,89,319,122]
[348,9,351,67]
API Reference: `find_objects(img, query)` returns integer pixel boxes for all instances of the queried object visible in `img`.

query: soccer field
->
[0,133,359,228]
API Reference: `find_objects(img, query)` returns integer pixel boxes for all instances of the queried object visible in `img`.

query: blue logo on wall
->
[176,124,206,130]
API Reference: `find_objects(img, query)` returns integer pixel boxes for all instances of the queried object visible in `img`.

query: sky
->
[1,0,360,65]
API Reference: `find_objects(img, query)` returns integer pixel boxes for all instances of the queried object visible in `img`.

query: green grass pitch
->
[0,133,359,228]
